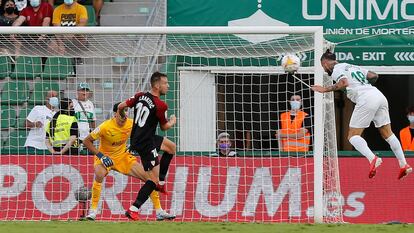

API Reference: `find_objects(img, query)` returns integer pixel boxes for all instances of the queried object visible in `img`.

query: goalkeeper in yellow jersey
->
[82,102,175,221]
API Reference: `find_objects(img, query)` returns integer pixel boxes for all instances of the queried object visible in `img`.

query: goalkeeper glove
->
[96,152,113,167]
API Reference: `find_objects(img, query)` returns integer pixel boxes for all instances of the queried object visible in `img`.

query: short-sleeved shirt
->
[125,92,168,151]
[20,3,53,26]
[90,118,133,160]
[72,99,96,141]
[24,105,55,150]
[331,63,378,103]
[52,2,88,26]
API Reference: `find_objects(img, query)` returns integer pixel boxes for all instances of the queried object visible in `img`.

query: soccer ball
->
[74,187,92,201]
[281,54,300,73]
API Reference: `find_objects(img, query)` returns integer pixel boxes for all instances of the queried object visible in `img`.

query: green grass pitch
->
[1,222,414,233]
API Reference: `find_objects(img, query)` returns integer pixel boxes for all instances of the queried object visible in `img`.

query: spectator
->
[48,0,103,25]
[13,0,53,26]
[399,106,414,151]
[0,0,19,26]
[13,0,26,11]
[45,97,79,155]
[72,82,96,145]
[211,132,237,157]
[24,90,59,153]
[52,0,87,26]
[275,95,311,152]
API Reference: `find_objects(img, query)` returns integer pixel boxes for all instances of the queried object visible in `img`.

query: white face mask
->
[408,115,414,123]
[290,100,301,110]
[64,0,74,5]
[49,97,59,108]
[30,0,40,8]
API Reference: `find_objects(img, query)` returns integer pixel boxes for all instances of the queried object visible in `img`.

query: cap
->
[78,82,90,90]
[217,132,230,140]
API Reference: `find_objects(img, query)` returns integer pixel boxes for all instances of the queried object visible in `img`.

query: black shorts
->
[131,135,164,171]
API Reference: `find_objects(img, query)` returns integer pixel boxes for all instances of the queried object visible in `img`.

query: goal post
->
[0,26,341,223]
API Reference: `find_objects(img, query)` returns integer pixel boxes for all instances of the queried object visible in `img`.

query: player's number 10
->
[135,102,150,127]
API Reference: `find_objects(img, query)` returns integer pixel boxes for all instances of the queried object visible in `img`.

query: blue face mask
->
[219,143,231,150]
[49,97,59,108]
[290,100,301,110]
[30,0,40,8]
[408,115,414,123]
[64,0,74,5]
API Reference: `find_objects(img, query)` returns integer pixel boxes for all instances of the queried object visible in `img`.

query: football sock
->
[132,180,156,209]
[349,135,375,162]
[91,180,102,210]
[150,190,161,210]
[159,152,174,182]
[385,134,407,167]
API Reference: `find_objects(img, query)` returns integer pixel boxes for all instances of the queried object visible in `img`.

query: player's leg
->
[126,149,160,221]
[158,136,176,193]
[86,164,108,220]
[348,102,381,178]
[378,124,412,179]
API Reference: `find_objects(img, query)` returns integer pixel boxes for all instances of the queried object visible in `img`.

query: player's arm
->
[85,127,113,167]
[160,114,176,131]
[311,78,348,93]
[366,71,378,84]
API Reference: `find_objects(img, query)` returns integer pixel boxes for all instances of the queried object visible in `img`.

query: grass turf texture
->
[1,222,414,233]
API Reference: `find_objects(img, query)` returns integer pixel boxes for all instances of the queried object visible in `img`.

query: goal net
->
[0,26,342,223]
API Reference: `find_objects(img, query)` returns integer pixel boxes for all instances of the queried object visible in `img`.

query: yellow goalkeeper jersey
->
[90,118,133,159]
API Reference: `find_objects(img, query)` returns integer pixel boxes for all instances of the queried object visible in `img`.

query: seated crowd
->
[0,0,104,27]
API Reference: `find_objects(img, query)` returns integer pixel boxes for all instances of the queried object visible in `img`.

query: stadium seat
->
[0,107,17,129]
[29,81,60,105]
[86,5,97,26]
[10,56,42,79]
[0,56,11,79]
[17,107,32,129]
[42,57,74,80]
[0,81,30,105]
[2,130,28,151]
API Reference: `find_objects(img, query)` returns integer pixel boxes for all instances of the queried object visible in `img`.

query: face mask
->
[64,0,74,5]
[5,6,15,14]
[408,115,414,123]
[219,143,231,150]
[30,0,40,8]
[290,100,301,110]
[49,97,59,108]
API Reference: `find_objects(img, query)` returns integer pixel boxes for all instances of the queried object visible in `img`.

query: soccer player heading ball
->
[118,72,177,220]
[311,50,412,180]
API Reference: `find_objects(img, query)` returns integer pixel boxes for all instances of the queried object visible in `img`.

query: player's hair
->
[113,102,121,112]
[320,49,336,61]
[150,71,167,87]
[406,106,414,114]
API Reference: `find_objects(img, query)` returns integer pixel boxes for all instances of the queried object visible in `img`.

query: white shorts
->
[349,89,390,128]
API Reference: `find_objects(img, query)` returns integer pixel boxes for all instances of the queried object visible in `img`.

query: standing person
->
[24,90,58,153]
[117,71,177,221]
[0,0,18,26]
[72,82,96,150]
[399,106,414,151]
[211,132,237,157]
[312,50,412,179]
[275,94,311,152]
[45,97,79,155]
[82,103,175,221]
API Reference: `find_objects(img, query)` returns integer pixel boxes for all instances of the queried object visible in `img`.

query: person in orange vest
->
[275,95,311,152]
[399,106,414,151]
